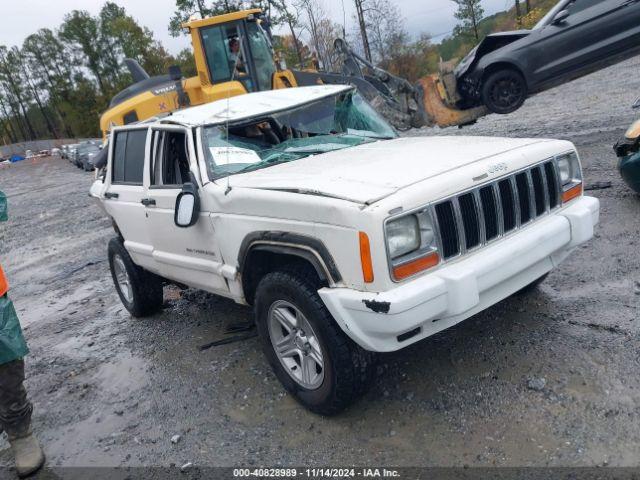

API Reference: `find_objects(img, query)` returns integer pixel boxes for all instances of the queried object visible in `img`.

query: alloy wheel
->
[267,300,325,390]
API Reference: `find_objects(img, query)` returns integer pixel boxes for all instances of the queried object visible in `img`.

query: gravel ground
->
[0,56,639,471]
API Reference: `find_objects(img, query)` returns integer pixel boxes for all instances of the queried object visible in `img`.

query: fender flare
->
[237,231,342,287]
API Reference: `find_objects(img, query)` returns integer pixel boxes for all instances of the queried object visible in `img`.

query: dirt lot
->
[1,56,639,471]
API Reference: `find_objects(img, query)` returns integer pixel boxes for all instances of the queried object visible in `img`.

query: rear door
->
[102,127,155,271]
[529,0,639,85]
[143,126,228,294]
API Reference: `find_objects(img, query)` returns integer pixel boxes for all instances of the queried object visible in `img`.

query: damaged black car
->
[454,0,640,114]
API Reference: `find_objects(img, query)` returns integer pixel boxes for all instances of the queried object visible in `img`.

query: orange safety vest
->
[0,264,8,297]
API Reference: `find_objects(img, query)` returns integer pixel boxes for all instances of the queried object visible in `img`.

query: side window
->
[200,23,254,91]
[112,129,147,185]
[566,0,601,15]
[151,130,191,187]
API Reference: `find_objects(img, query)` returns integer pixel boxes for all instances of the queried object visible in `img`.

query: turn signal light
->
[0,264,8,297]
[393,252,439,280]
[562,183,582,203]
[359,232,374,283]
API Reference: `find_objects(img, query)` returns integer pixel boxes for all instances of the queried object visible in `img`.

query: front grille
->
[434,160,561,260]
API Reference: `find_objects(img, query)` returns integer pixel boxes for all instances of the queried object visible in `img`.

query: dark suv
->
[455,0,640,114]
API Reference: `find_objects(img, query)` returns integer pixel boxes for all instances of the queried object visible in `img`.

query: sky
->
[0,0,513,55]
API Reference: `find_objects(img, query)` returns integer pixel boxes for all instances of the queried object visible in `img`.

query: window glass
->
[151,130,191,186]
[246,21,275,91]
[112,132,127,183]
[124,130,147,184]
[201,90,397,180]
[111,129,146,184]
[566,0,602,15]
[201,23,253,91]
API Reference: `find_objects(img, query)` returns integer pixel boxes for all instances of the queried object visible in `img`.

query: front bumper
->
[319,196,599,352]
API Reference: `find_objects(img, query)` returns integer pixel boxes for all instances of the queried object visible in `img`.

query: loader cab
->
[185,9,277,94]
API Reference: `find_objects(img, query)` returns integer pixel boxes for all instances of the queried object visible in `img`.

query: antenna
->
[341,0,347,39]
[225,34,244,196]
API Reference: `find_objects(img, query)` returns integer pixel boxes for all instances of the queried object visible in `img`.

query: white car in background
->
[90,85,599,414]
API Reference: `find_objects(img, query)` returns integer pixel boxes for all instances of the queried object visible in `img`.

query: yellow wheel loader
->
[100,8,487,137]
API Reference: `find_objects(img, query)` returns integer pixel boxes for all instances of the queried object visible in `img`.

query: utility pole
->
[515,0,522,26]
[354,0,372,63]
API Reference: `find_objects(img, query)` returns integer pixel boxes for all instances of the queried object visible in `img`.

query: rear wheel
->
[108,238,163,317]
[254,268,375,415]
[481,69,527,114]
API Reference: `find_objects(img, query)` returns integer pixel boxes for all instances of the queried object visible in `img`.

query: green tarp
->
[1,190,27,364]
[0,191,7,222]
[0,295,28,364]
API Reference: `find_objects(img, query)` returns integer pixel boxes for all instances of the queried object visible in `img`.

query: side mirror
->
[174,182,200,228]
[552,10,569,25]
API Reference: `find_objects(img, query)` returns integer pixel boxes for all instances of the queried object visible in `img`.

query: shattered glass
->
[202,90,397,179]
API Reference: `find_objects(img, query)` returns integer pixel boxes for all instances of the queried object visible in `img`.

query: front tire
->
[254,269,375,415]
[481,69,527,114]
[108,238,163,317]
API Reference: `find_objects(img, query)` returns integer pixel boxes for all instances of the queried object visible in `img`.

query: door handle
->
[104,192,119,199]
[141,198,156,206]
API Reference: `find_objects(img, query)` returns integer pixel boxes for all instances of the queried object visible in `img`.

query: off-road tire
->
[481,69,528,114]
[516,273,549,295]
[108,238,163,317]
[254,267,376,415]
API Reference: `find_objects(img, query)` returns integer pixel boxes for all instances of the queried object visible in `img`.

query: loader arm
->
[293,39,489,130]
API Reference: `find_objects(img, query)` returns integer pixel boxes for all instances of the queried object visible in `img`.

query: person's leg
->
[0,359,32,439]
[0,359,44,477]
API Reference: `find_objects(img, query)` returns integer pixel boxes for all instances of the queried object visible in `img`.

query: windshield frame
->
[533,0,572,29]
[196,87,398,183]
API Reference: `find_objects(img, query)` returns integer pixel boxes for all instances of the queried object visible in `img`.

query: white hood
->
[226,136,548,204]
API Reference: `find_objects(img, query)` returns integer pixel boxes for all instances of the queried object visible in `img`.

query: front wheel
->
[108,238,163,317]
[481,69,527,114]
[254,269,375,415]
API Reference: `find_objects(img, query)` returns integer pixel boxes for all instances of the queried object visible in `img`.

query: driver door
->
[529,0,636,85]
[143,126,228,294]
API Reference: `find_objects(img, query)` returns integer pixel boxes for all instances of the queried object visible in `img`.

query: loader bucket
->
[417,74,488,128]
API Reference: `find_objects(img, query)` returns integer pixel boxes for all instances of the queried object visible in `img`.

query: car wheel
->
[481,69,527,114]
[254,268,376,415]
[516,273,549,295]
[108,238,163,317]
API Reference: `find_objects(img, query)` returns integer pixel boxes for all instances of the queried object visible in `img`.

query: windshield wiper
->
[236,154,301,174]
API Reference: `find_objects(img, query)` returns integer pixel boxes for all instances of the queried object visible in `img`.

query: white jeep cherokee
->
[91,85,599,414]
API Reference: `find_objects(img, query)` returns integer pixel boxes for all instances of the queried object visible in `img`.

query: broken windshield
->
[201,90,397,179]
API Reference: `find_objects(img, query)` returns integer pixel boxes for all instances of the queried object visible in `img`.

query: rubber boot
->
[9,432,45,478]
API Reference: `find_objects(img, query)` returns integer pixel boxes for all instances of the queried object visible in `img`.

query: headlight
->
[555,151,582,203]
[625,119,640,141]
[386,215,420,259]
[385,209,439,281]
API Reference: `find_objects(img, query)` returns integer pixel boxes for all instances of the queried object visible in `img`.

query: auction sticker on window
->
[210,146,261,165]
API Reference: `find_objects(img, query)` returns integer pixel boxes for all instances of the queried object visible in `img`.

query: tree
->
[359,0,407,66]
[451,0,484,41]
[169,0,244,36]
[60,11,109,95]
[0,46,37,140]
[295,0,339,70]
[23,29,77,137]
[353,0,372,63]
[274,0,304,65]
